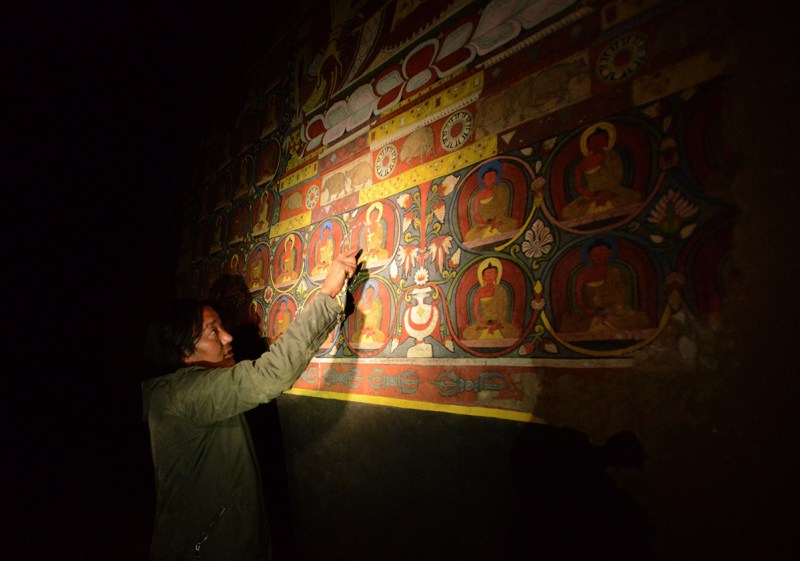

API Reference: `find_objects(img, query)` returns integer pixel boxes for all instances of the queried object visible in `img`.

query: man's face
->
[182,306,235,368]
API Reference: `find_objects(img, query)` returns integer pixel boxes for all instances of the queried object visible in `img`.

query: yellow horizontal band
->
[284,387,544,424]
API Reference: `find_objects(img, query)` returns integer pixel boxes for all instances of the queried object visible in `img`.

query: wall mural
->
[175,0,736,421]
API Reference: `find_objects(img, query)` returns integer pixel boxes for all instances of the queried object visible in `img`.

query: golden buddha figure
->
[311,222,335,278]
[253,192,270,234]
[351,280,386,345]
[463,258,521,341]
[272,298,291,343]
[464,160,518,243]
[278,235,297,284]
[560,239,649,335]
[359,202,390,265]
[561,122,641,222]
[249,248,265,288]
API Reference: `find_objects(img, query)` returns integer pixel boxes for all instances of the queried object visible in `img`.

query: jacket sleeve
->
[172,294,344,424]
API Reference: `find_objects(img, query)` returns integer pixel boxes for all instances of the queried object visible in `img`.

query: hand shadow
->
[343,248,364,317]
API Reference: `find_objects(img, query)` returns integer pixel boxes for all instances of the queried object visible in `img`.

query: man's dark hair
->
[144,299,207,376]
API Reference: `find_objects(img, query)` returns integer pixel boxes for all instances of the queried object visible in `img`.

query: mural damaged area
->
[176,0,736,422]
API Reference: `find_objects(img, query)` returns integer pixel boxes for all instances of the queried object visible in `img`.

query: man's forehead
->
[201,306,221,326]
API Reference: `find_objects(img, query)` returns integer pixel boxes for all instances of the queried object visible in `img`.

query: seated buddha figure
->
[271,298,291,343]
[252,192,270,234]
[351,280,386,345]
[359,203,390,266]
[560,239,649,335]
[311,222,335,278]
[249,248,265,289]
[561,122,641,222]
[277,236,298,284]
[463,258,521,341]
[464,160,518,243]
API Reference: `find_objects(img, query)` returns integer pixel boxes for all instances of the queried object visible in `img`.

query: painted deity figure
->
[561,122,641,221]
[211,216,223,252]
[463,258,521,340]
[253,192,270,233]
[230,206,247,243]
[248,301,263,332]
[560,239,649,334]
[272,299,291,343]
[278,236,297,284]
[250,248,264,288]
[351,280,385,344]
[228,254,240,275]
[359,202,390,265]
[464,160,518,242]
[236,158,251,195]
[311,222,335,277]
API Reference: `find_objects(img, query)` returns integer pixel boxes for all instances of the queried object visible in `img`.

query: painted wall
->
[174,0,797,559]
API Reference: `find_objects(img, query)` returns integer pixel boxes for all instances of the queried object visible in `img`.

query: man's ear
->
[181,349,193,365]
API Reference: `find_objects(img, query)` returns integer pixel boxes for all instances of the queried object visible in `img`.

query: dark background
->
[6,1,292,558]
[7,2,800,560]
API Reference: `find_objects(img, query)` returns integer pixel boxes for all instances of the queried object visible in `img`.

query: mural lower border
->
[285,356,634,423]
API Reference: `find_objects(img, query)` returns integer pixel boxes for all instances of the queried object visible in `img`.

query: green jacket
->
[142,295,342,560]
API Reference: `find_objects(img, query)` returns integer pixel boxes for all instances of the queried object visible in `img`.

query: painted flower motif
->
[530,176,546,191]
[414,267,430,286]
[531,298,545,311]
[522,219,553,259]
[263,286,274,303]
[344,209,359,224]
[440,174,458,196]
[648,189,699,235]
[448,247,461,269]
[397,192,412,209]
[390,259,399,283]
[431,200,446,223]
[397,245,420,277]
[542,340,559,354]
[518,342,535,356]
[402,211,415,232]
[427,234,453,273]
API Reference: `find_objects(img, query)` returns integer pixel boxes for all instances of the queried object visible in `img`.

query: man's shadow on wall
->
[509,424,654,560]
[208,274,294,559]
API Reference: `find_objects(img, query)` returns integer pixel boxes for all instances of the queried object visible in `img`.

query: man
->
[143,248,359,560]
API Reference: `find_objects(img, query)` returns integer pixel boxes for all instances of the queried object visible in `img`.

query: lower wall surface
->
[274,394,652,561]
[273,339,797,561]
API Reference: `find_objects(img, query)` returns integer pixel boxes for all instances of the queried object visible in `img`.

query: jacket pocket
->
[194,504,227,559]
